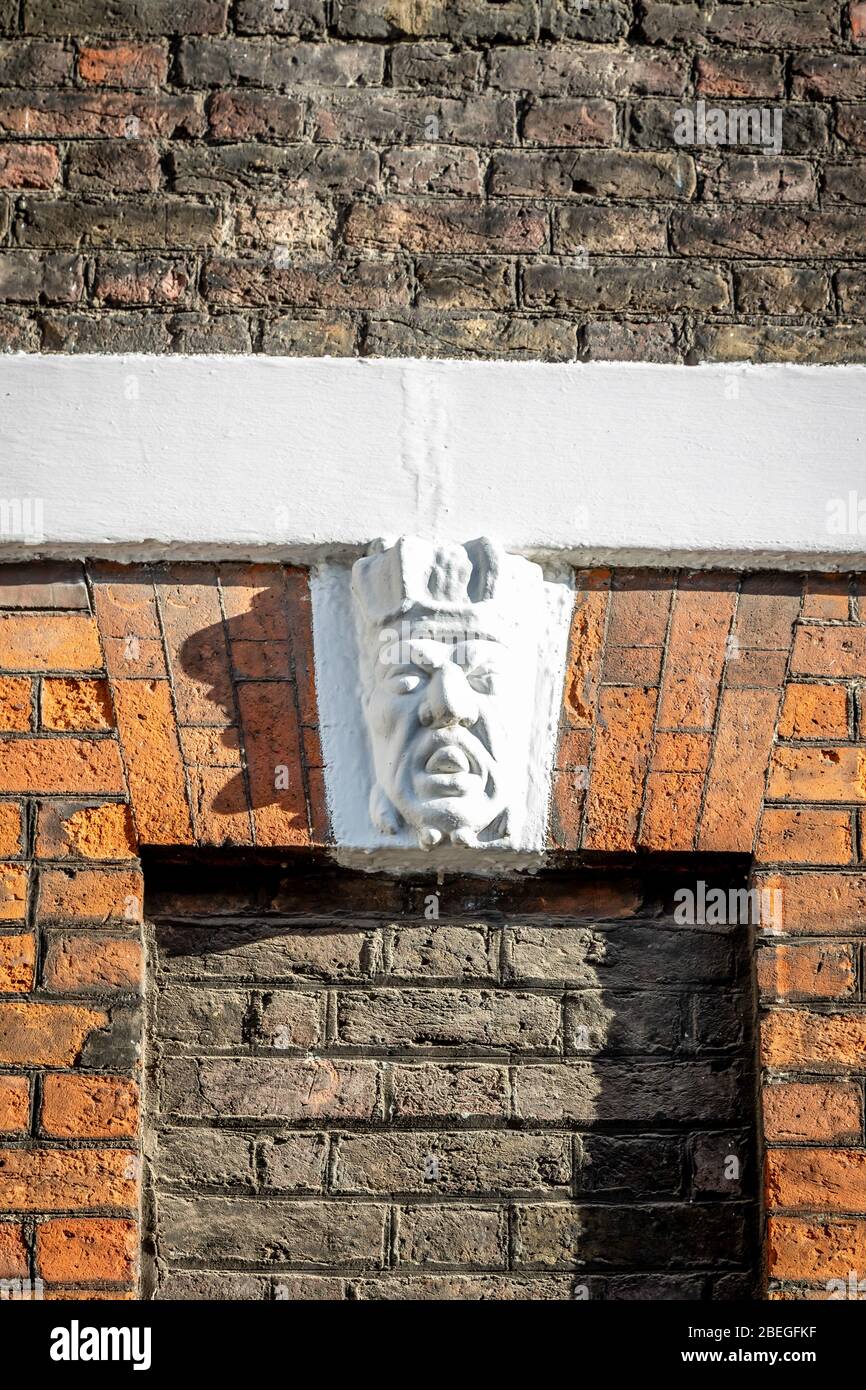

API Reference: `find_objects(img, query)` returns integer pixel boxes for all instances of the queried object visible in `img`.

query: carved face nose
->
[419,664,478,729]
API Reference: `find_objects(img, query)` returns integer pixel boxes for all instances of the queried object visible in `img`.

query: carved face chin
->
[368,634,511,847]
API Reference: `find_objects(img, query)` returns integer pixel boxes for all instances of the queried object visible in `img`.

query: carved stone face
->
[351,536,544,850]
[367,624,513,847]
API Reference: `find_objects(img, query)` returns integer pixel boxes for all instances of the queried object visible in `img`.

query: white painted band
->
[0,354,865,569]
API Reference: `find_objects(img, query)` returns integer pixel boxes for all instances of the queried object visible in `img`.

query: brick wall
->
[145,864,758,1299]
[4,560,866,1296]
[0,1,864,362]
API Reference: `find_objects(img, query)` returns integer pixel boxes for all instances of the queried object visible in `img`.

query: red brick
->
[0,739,124,795]
[155,566,234,726]
[41,1075,139,1140]
[792,625,866,678]
[803,575,850,620]
[639,771,702,851]
[699,687,781,852]
[0,933,34,992]
[0,1147,137,1211]
[779,683,850,740]
[0,613,101,671]
[0,676,32,731]
[0,1002,106,1066]
[605,572,674,647]
[0,1222,27,1277]
[651,731,711,773]
[0,805,23,858]
[38,867,143,924]
[602,645,662,685]
[561,570,609,728]
[0,866,26,921]
[79,44,168,88]
[42,677,113,732]
[768,1215,866,1281]
[37,1217,137,1284]
[762,1008,866,1069]
[657,575,736,730]
[757,942,857,1001]
[35,802,137,861]
[756,809,853,865]
[0,142,60,189]
[733,575,801,649]
[853,2,866,43]
[767,1148,866,1213]
[769,745,866,803]
[0,92,203,139]
[754,870,866,934]
[763,1081,861,1143]
[110,679,193,845]
[237,682,309,846]
[0,1076,29,1134]
[42,934,142,993]
[584,686,657,851]
[187,764,254,845]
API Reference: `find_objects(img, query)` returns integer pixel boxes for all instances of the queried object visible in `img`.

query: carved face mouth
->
[411,728,490,801]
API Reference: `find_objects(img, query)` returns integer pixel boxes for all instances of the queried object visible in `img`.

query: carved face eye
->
[466,666,496,695]
[387,670,423,695]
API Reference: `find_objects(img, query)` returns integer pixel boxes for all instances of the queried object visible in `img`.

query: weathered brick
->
[79,43,168,87]
[735,265,829,315]
[522,97,616,145]
[513,1202,746,1269]
[488,44,687,97]
[0,1075,28,1133]
[769,745,866,803]
[769,1146,866,1212]
[0,91,204,138]
[673,209,866,259]
[160,1194,385,1266]
[768,1215,866,1281]
[17,198,221,250]
[0,612,100,671]
[0,142,60,189]
[0,813,21,871]
[38,866,141,924]
[338,989,560,1051]
[657,575,736,729]
[554,204,668,254]
[345,199,546,254]
[68,141,162,194]
[583,686,657,850]
[162,1056,381,1122]
[389,1063,509,1121]
[398,1204,507,1267]
[110,679,193,845]
[490,149,694,199]
[335,1132,570,1195]
[41,1074,139,1139]
[0,1221,28,1276]
[699,688,781,852]
[382,145,481,197]
[336,0,536,41]
[524,260,728,312]
[24,0,227,33]
[0,39,72,83]
[180,37,382,87]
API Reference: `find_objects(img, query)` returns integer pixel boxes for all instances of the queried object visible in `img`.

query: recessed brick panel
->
[147,866,760,1300]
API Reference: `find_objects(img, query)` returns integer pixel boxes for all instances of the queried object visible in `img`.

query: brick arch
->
[0,560,862,1295]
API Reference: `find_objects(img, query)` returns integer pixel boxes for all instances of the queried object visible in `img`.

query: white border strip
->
[1,355,865,568]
